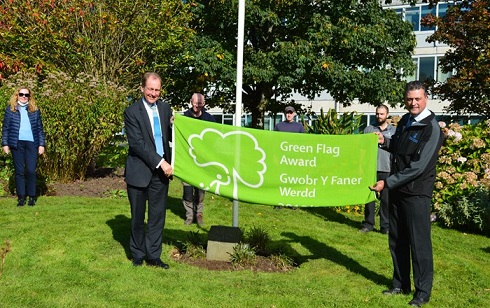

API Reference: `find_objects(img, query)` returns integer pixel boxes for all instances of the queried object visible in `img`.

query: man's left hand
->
[369,180,385,192]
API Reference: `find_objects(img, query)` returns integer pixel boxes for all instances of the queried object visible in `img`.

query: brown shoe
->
[196,213,204,226]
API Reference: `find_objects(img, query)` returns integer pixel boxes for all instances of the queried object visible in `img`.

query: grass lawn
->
[0,180,489,307]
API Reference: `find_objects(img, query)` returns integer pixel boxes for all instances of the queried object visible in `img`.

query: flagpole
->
[232,0,245,227]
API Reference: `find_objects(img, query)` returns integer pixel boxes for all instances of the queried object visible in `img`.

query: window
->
[390,2,456,32]
[405,7,420,31]
[419,57,435,82]
[421,6,436,31]
[438,3,450,19]
[436,56,453,83]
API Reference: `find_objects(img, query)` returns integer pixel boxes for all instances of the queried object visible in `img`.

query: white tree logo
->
[187,129,267,200]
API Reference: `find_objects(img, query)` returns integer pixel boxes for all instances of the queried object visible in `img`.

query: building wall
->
[205,1,483,129]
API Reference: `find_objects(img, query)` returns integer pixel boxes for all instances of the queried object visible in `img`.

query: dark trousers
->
[362,171,389,231]
[389,192,433,300]
[11,140,38,197]
[127,173,169,261]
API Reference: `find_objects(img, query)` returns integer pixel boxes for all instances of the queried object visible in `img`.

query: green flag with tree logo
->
[172,114,377,207]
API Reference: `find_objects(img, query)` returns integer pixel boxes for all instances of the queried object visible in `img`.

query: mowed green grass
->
[0,180,489,307]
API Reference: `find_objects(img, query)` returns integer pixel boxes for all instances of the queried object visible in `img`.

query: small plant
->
[183,243,206,259]
[244,226,270,255]
[182,231,206,259]
[268,253,295,271]
[1,239,11,278]
[105,189,127,199]
[186,230,206,247]
[229,243,256,267]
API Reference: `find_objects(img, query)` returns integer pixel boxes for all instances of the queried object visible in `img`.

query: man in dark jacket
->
[370,81,443,307]
[182,93,215,226]
[124,72,173,269]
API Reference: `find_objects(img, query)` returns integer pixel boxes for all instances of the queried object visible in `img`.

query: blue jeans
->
[11,140,38,197]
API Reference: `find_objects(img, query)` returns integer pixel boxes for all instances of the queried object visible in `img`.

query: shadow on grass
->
[281,231,390,286]
[106,214,132,259]
[163,228,209,248]
[302,207,361,229]
[166,195,186,222]
[106,200,209,260]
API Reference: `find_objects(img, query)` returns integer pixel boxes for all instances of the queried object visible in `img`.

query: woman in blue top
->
[2,87,45,206]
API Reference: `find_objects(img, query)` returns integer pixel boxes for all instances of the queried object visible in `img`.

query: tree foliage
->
[165,0,416,128]
[0,0,194,89]
[422,0,490,117]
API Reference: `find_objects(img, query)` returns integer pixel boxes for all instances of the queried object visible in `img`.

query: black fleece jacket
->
[384,111,444,197]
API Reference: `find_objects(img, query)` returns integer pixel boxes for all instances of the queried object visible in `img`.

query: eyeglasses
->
[286,111,294,114]
[18,93,30,98]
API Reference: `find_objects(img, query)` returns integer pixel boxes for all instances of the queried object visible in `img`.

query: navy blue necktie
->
[151,105,164,156]
[406,116,415,128]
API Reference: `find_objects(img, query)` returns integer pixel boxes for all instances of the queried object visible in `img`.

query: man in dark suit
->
[124,72,173,269]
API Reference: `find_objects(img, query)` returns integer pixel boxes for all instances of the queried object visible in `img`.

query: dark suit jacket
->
[124,98,172,187]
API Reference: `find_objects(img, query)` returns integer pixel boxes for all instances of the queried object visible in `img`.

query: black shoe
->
[17,197,26,207]
[382,288,411,295]
[28,196,36,206]
[146,258,169,269]
[132,258,144,267]
[274,206,283,210]
[358,227,372,233]
[409,297,429,307]
[380,229,389,235]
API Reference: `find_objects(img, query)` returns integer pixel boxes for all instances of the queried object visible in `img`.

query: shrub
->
[268,253,295,271]
[434,120,490,209]
[229,243,256,266]
[302,108,363,135]
[0,71,128,183]
[437,186,490,235]
[433,120,490,234]
[243,226,270,255]
[182,231,207,259]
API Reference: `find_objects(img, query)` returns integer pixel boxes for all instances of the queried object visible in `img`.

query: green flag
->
[172,114,377,207]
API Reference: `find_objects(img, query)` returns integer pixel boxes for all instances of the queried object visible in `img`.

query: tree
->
[422,0,490,117]
[0,0,194,89]
[164,0,416,128]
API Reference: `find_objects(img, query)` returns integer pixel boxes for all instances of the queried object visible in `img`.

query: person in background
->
[124,72,173,269]
[370,81,443,307]
[274,106,305,133]
[2,87,45,207]
[182,93,216,226]
[359,104,395,234]
[274,105,304,210]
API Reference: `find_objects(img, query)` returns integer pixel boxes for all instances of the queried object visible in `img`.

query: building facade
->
[207,1,481,129]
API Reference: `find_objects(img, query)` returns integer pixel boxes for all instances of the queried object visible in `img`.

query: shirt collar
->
[414,108,431,122]
[143,98,156,108]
